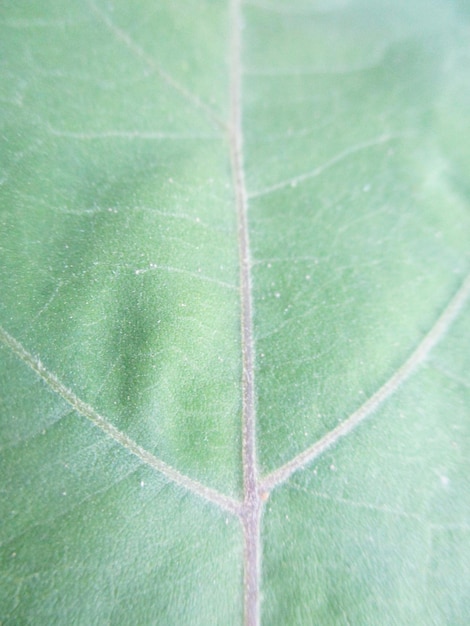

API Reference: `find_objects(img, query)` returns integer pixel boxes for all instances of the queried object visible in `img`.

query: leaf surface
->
[1,1,470,624]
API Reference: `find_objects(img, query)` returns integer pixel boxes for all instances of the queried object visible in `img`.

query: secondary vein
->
[87,0,225,131]
[0,325,240,515]
[261,271,470,492]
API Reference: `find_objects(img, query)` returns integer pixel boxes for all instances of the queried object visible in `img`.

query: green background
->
[1,1,469,624]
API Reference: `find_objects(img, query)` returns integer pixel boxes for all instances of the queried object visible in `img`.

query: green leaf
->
[1,1,469,624]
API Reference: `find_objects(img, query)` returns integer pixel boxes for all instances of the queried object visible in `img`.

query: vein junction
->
[2,269,469,508]
[1,266,469,626]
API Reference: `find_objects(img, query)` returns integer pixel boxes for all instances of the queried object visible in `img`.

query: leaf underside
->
[1,1,470,625]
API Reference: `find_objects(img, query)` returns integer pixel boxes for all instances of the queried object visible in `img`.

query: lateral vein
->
[249,133,410,199]
[261,271,470,492]
[0,325,240,515]
[87,1,225,131]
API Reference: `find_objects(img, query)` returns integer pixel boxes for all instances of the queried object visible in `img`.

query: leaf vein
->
[47,126,221,141]
[261,271,470,492]
[87,1,225,131]
[248,133,410,199]
[229,1,262,623]
[134,264,237,290]
[0,325,240,515]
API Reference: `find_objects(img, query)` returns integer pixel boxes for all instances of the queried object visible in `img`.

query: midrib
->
[228,0,262,624]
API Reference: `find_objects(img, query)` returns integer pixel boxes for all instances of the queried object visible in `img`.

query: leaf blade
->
[1,1,470,624]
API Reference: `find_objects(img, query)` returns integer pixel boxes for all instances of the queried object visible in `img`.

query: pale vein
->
[47,127,220,141]
[249,134,409,199]
[134,264,237,291]
[87,1,224,130]
[229,0,262,624]
[0,326,240,515]
[261,271,470,492]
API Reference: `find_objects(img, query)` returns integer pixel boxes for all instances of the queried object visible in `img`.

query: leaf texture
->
[1,1,470,624]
